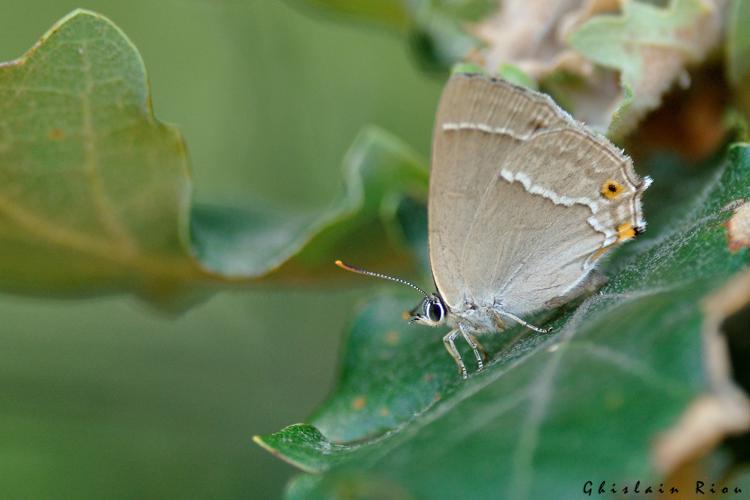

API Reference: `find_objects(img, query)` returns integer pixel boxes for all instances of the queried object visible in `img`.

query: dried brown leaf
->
[654,268,750,474]
[726,201,750,252]
[469,0,728,140]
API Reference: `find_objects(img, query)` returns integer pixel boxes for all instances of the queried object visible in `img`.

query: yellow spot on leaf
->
[601,180,624,199]
[604,391,624,410]
[351,396,366,411]
[48,128,65,140]
[384,330,400,345]
[378,407,390,417]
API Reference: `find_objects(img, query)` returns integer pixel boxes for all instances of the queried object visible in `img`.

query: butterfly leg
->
[492,307,550,333]
[459,323,487,372]
[442,329,467,379]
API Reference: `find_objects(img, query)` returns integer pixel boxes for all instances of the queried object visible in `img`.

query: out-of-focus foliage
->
[296,0,494,69]
[727,0,750,86]
[192,127,428,283]
[727,0,750,120]
[297,0,410,29]
[300,0,731,143]
[569,0,723,139]
[0,11,429,306]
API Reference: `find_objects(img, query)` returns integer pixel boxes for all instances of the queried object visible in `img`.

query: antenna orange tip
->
[335,259,353,272]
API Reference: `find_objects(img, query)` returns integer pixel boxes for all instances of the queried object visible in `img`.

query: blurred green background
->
[0,1,442,498]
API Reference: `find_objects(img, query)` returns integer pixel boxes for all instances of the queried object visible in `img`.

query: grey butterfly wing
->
[429,74,648,317]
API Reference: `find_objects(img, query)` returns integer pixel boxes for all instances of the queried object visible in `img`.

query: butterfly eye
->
[427,301,444,323]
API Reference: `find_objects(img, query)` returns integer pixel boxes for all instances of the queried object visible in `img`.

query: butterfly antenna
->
[335,260,429,299]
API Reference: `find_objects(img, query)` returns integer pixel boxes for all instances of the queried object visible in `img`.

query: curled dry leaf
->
[467,0,621,130]
[570,0,728,140]
[470,0,727,140]
[655,268,750,474]
[625,66,730,162]
[470,0,616,78]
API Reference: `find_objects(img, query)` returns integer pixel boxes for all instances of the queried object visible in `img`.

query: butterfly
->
[337,73,651,379]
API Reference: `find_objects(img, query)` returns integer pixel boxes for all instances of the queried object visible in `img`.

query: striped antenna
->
[335,260,429,299]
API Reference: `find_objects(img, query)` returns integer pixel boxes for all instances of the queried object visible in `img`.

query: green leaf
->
[0,11,428,303]
[729,466,750,495]
[253,424,357,474]
[448,62,540,92]
[450,62,484,75]
[568,0,713,139]
[497,63,538,91]
[0,9,207,301]
[257,144,750,499]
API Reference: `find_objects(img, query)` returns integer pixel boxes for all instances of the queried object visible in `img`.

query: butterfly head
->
[408,294,447,327]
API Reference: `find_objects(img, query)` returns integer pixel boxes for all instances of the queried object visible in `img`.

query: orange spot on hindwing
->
[590,222,640,263]
[617,223,636,241]
[601,180,624,199]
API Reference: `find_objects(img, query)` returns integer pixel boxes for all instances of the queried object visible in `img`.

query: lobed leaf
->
[0,10,206,301]
[0,11,428,304]
[257,144,750,499]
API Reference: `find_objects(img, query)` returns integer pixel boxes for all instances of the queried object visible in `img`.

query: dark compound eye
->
[427,300,444,323]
